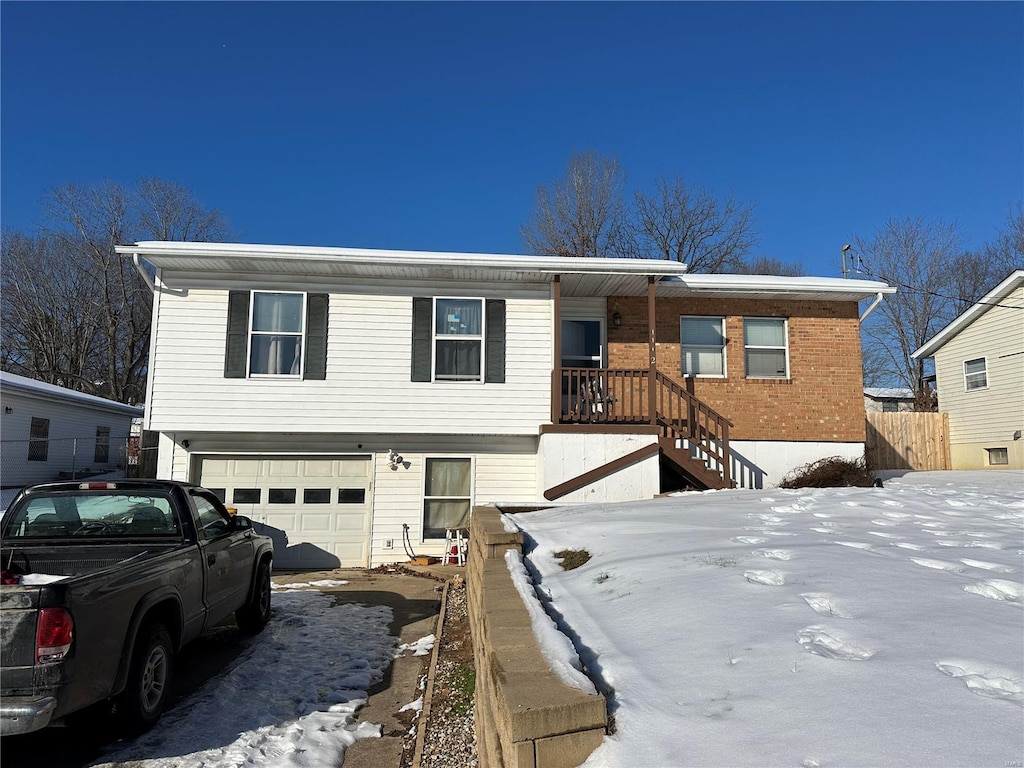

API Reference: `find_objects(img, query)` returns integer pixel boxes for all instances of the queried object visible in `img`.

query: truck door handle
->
[208,554,216,566]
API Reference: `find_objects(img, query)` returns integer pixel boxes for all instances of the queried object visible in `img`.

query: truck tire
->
[119,623,174,731]
[236,560,271,634]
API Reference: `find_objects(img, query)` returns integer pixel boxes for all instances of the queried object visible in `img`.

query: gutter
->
[859,291,886,322]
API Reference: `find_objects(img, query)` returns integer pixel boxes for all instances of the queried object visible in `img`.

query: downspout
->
[859,291,885,322]
[132,253,157,293]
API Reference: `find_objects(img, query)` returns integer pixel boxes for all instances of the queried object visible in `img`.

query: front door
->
[561,319,604,417]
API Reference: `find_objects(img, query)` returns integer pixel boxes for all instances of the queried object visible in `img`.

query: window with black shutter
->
[411,297,505,383]
[224,291,328,380]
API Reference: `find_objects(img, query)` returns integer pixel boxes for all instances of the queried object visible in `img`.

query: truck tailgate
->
[0,586,43,688]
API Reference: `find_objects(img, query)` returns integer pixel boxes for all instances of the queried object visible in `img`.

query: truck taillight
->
[37,608,73,664]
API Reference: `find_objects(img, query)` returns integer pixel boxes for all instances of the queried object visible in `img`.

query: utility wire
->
[852,264,1024,311]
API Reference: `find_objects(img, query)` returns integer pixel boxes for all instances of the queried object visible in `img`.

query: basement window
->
[986,447,1009,466]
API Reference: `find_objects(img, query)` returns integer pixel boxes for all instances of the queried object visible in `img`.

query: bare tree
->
[630,176,756,272]
[855,218,964,398]
[1,179,230,403]
[733,255,805,276]
[521,151,628,259]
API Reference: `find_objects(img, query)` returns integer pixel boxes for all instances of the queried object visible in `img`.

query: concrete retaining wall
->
[468,507,608,768]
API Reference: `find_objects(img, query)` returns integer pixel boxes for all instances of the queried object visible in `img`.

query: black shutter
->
[224,291,250,378]
[411,297,432,382]
[304,293,329,380]
[485,299,506,383]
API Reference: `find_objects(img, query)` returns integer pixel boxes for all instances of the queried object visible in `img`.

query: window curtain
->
[435,299,482,336]
[435,299,483,380]
[423,458,471,537]
[251,293,303,375]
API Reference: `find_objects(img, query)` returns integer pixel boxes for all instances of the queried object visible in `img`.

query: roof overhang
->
[912,269,1024,359]
[116,241,893,301]
[0,371,144,417]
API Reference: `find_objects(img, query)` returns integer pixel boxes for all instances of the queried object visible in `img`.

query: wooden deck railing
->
[554,367,732,487]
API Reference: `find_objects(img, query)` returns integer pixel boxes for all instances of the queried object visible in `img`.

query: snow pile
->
[397,633,436,657]
[270,578,349,590]
[91,590,396,768]
[513,470,1024,767]
[505,549,597,693]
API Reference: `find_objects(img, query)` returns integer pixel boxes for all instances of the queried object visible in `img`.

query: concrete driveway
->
[1,568,450,768]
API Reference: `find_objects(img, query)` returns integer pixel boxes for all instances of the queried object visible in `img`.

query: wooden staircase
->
[549,368,734,496]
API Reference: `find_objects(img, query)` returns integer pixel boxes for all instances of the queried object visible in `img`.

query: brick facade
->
[606,296,866,442]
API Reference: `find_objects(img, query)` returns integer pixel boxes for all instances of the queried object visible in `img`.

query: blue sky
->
[2,2,1021,276]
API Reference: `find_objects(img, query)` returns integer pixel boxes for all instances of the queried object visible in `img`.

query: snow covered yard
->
[89,585,419,768]
[509,471,1024,768]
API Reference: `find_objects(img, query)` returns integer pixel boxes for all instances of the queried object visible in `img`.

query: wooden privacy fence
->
[865,412,950,471]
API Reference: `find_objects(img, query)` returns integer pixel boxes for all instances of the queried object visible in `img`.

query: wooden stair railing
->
[554,368,734,490]
[653,371,733,489]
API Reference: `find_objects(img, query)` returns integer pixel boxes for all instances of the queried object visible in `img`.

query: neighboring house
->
[864,387,916,413]
[913,270,1024,471]
[116,241,894,568]
[0,371,144,488]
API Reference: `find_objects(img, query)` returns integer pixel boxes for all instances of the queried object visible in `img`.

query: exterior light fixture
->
[612,312,622,328]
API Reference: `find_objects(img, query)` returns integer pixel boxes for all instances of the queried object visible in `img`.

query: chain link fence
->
[1,432,159,490]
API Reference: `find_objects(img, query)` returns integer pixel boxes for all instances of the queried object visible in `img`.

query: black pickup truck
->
[0,479,273,735]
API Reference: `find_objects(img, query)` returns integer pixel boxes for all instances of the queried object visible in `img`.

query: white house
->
[0,371,144,488]
[913,269,1024,470]
[863,387,916,413]
[117,241,893,569]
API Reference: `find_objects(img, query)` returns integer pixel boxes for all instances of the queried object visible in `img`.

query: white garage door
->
[195,454,372,570]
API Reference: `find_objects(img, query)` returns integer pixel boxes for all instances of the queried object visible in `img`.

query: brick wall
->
[607,296,866,442]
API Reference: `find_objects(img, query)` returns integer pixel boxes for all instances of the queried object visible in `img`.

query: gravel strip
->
[415,579,477,768]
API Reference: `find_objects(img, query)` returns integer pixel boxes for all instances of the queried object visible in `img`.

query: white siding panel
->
[933,286,1024,447]
[0,390,137,486]
[148,286,552,435]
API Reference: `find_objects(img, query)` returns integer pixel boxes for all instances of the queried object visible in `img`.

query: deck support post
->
[551,275,562,424]
[648,275,657,426]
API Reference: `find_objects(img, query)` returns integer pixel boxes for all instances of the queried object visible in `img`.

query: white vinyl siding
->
[146,278,551,435]
[0,389,138,486]
[932,284,1024,446]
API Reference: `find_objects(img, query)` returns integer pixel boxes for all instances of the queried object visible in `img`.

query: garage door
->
[195,455,372,570]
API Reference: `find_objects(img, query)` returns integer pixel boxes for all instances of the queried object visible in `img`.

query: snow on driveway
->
[510,471,1024,768]
[91,588,399,768]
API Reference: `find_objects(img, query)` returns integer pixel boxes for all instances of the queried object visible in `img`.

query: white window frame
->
[680,315,727,378]
[422,455,474,541]
[743,317,790,380]
[432,297,485,383]
[963,357,988,392]
[248,290,306,378]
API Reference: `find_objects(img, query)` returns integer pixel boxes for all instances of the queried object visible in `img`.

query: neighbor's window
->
[986,447,1009,466]
[28,417,50,462]
[744,318,789,379]
[423,457,471,539]
[434,298,483,381]
[882,400,899,413]
[964,358,988,391]
[94,426,110,463]
[680,316,726,377]
[250,291,305,376]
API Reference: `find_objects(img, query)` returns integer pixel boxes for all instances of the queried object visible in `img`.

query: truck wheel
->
[119,623,174,731]
[236,560,272,634]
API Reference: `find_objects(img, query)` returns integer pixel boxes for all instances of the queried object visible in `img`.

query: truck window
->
[193,495,231,539]
[4,492,178,538]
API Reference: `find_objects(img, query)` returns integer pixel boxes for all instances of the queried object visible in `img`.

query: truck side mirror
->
[231,515,253,531]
